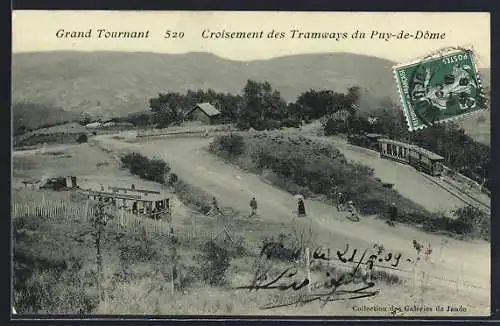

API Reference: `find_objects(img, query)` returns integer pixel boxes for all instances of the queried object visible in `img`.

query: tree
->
[149,93,185,128]
[73,198,117,302]
[80,112,93,126]
[296,86,361,122]
[237,80,287,130]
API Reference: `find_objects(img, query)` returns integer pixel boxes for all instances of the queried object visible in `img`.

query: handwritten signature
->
[235,243,407,309]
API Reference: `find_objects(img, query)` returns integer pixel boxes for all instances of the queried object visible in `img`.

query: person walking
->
[298,198,306,217]
[346,200,359,221]
[336,192,344,211]
[212,196,222,214]
[132,201,138,215]
[249,197,258,217]
[388,202,398,226]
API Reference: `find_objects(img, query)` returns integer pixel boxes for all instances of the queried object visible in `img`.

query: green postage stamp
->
[393,48,486,131]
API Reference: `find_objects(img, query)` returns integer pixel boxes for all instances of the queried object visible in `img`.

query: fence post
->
[84,200,89,221]
[192,215,196,240]
[120,206,124,227]
[305,247,311,294]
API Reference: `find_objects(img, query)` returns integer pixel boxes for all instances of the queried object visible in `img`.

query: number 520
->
[164,30,185,39]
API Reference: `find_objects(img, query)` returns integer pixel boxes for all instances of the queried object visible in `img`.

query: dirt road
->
[304,135,467,214]
[94,132,490,314]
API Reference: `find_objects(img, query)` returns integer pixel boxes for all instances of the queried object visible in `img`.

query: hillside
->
[13,102,81,133]
[11,51,415,116]
[12,51,490,142]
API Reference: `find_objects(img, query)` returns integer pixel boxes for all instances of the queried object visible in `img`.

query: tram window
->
[398,147,402,158]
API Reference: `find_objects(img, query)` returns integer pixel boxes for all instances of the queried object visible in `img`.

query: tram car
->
[377,138,445,176]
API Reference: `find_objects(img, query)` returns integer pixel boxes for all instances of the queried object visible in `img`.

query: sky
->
[12,11,491,67]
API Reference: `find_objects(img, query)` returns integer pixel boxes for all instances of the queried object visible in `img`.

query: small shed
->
[185,103,221,125]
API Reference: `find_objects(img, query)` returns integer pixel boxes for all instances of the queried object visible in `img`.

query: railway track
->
[417,171,490,215]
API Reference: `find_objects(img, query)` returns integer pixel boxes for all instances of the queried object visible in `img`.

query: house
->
[184,103,221,125]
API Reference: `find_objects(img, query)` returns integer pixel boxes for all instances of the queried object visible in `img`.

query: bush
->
[323,118,347,136]
[76,134,88,143]
[280,119,302,128]
[453,206,490,241]
[209,134,245,158]
[255,119,282,131]
[13,215,99,314]
[120,153,170,184]
[168,173,179,185]
[171,179,212,214]
[402,207,489,241]
[260,234,301,262]
[197,241,232,286]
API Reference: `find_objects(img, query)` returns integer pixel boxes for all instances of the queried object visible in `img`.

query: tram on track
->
[377,138,445,176]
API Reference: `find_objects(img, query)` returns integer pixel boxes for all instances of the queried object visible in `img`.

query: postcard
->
[11,11,491,317]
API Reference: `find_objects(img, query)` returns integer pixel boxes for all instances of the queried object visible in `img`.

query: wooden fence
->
[136,125,236,138]
[12,199,235,242]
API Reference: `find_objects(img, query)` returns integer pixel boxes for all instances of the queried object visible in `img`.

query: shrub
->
[168,173,179,185]
[171,179,212,214]
[255,119,282,131]
[120,153,170,184]
[209,134,245,158]
[13,215,99,314]
[323,118,347,136]
[260,234,301,262]
[280,119,302,128]
[453,206,490,241]
[197,241,232,286]
[77,134,88,143]
[407,207,490,241]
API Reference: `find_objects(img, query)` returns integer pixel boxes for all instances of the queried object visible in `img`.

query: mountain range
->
[12,51,490,143]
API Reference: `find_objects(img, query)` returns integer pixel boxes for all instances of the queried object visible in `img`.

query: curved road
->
[95,132,490,314]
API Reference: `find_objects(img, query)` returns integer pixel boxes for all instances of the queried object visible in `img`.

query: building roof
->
[365,133,385,139]
[378,138,416,148]
[22,179,40,184]
[82,189,169,202]
[186,103,221,117]
[414,147,445,161]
